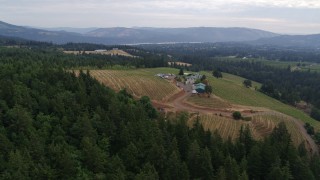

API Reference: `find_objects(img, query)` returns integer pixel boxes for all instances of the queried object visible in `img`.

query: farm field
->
[74,67,320,130]
[202,71,320,130]
[188,114,246,140]
[77,67,320,130]
[217,57,320,72]
[75,67,318,149]
[250,114,305,146]
[86,68,180,101]
[186,95,232,109]
[64,49,135,57]
[261,60,320,72]
[189,113,306,146]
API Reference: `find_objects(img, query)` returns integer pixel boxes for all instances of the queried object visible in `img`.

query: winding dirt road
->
[154,89,319,155]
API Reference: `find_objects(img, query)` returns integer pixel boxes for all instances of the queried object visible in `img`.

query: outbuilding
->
[194,83,206,93]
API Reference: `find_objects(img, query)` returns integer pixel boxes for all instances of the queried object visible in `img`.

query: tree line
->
[140,43,320,63]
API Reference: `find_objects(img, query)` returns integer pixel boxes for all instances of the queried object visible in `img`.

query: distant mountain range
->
[0,20,319,48]
[85,27,278,43]
[38,27,98,34]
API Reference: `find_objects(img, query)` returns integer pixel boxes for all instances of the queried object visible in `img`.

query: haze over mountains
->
[0,20,320,48]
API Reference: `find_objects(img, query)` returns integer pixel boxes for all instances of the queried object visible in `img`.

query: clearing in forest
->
[64,49,135,57]
[74,67,319,152]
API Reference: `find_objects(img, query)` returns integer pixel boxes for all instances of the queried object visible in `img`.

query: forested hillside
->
[0,46,319,179]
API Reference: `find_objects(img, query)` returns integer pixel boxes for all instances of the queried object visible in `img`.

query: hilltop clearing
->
[84,67,320,153]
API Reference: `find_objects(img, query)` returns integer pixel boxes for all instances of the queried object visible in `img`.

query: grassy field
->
[203,71,320,130]
[220,73,262,89]
[86,68,180,101]
[189,114,305,146]
[186,95,232,109]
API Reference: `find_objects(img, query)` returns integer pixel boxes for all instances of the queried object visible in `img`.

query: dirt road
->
[159,89,319,155]
[171,91,232,116]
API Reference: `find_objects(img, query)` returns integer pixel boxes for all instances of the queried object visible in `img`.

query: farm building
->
[185,73,203,85]
[155,73,175,79]
[188,73,202,79]
[185,78,195,84]
[94,49,107,52]
[194,83,206,93]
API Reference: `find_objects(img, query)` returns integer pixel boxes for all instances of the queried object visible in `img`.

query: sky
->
[0,0,320,34]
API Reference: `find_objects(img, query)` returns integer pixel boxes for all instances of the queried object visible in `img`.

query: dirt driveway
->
[153,87,319,155]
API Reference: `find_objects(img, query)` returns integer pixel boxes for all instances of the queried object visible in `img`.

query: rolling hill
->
[1,20,319,48]
[82,67,320,153]
[0,20,279,44]
[85,27,279,43]
[0,20,89,44]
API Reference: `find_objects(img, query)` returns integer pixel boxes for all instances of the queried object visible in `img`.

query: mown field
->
[189,114,305,146]
[86,68,180,101]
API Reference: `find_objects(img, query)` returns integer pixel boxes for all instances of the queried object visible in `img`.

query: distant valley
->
[0,20,320,48]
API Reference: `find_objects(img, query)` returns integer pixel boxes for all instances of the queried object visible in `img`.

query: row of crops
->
[190,114,305,146]
[89,69,180,101]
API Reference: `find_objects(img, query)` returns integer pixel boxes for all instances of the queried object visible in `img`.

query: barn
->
[194,83,206,93]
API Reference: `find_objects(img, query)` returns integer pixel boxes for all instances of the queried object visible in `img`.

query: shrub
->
[243,79,252,88]
[304,123,315,135]
[232,111,242,120]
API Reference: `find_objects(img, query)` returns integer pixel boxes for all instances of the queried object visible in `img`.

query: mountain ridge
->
[0,20,319,48]
[0,21,278,44]
[85,26,279,43]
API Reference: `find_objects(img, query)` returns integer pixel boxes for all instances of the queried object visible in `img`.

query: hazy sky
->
[1,0,320,34]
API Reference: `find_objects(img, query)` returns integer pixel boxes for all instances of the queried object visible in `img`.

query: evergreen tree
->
[267,159,292,180]
[179,68,184,75]
[224,156,240,180]
[248,145,262,180]
[135,163,159,180]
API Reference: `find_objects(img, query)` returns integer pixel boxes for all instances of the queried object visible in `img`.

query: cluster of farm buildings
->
[184,73,206,94]
[156,72,207,94]
[155,73,175,79]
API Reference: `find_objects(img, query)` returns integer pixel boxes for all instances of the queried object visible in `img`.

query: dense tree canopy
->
[0,45,319,179]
